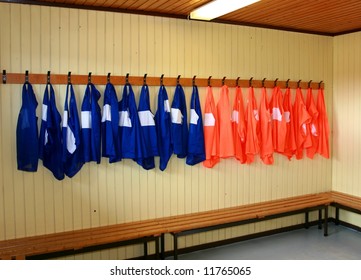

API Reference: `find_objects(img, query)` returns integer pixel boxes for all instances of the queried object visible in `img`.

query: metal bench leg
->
[144,241,148,259]
[324,206,329,236]
[172,233,179,260]
[155,236,160,260]
[305,211,309,229]
[318,209,322,229]
[161,233,165,260]
[335,207,340,225]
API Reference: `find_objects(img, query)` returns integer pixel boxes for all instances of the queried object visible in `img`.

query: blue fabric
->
[101,82,121,163]
[62,83,83,178]
[155,85,172,171]
[16,82,39,172]
[39,83,64,180]
[171,84,188,158]
[186,85,206,165]
[81,83,101,164]
[118,83,145,161]
[136,84,158,170]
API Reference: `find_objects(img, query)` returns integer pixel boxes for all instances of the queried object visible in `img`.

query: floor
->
[177,224,361,260]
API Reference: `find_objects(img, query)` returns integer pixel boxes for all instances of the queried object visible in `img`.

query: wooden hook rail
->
[1,71,324,89]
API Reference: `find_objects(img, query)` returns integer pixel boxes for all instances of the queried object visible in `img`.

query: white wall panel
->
[0,3,333,259]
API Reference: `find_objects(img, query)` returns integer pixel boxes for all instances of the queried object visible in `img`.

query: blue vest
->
[101,82,121,163]
[186,85,206,165]
[81,83,101,164]
[16,82,39,172]
[171,84,188,158]
[137,84,158,170]
[62,83,83,177]
[155,85,172,171]
[39,83,64,180]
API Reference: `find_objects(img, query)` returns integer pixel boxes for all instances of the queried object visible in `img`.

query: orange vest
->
[269,86,286,153]
[232,86,246,164]
[259,87,274,165]
[203,86,220,168]
[282,88,296,160]
[217,85,234,158]
[316,88,330,159]
[305,87,319,159]
[245,87,260,164]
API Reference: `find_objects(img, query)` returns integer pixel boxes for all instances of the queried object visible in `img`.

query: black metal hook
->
[222,76,226,86]
[177,75,181,85]
[297,80,301,88]
[107,73,111,83]
[274,78,278,87]
[143,73,147,85]
[68,71,71,84]
[236,77,240,87]
[160,74,164,86]
[208,76,212,87]
[2,70,6,84]
[286,79,290,88]
[88,72,92,83]
[192,75,196,86]
[308,80,312,88]
[47,71,51,84]
[262,78,266,88]
[249,77,253,87]
[125,73,129,84]
[319,80,323,89]
[25,70,29,83]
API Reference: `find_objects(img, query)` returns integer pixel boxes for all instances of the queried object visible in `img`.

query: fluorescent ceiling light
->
[190,0,260,21]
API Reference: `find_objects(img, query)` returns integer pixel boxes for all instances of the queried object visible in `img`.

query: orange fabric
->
[293,87,311,160]
[305,87,319,159]
[245,87,260,164]
[217,85,234,158]
[203,86,220,168]
[282,88,296,159]
[259,87,274,165]
[269,86,287,153]
[232,86,246,164]
[316,88,330,159]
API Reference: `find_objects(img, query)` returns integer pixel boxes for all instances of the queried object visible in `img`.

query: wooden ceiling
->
[9,0,361,36]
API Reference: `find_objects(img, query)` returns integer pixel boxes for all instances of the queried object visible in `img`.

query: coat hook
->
[68,71,71,84]
[249,77,253,87]
[125,73,130,84]
[262,78,266,88]
[308,80,312,88]
[88,72,92,83]
[160,74,164,86]
[222,76,226,86]
[208,76,212,87]
[107,72,111,83]
[192,75,196,86]
[319,81,323,89]
[297,80,301,88]
[286,79,290,88]
[236,77,240,87]
[143,73,147,85]
[274,78,278,87]
[177,75,181,85]
[2,70,6,84]
[25,70,29,83]
[47,71,51,84]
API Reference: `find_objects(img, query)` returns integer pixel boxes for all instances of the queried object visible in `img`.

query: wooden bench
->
[0,219,162,260]
[329,191,361,226]
[158,193,331,259]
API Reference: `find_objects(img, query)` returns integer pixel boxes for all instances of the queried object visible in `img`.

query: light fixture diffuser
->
[190,0,260,21]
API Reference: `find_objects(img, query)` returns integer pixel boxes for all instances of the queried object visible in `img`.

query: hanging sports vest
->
[316,88,330,159]
[137,84,158,170]
[62,83,83,178]
[245,86,260,164]
[119,83,145,161]
[232,86,246,164]
[282,87,296,160]
[217,85,234,158]
[155,85,172,171]
[171,84,188,158]
[16,82,39,172]
[39,83,64,180]
[102,82,121,163]
[81,83,101,164]
[259,87,274,165]
[203,86,220,168]
[305,87,319,159]
[269,86,286,153]
[186,85,205,166]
